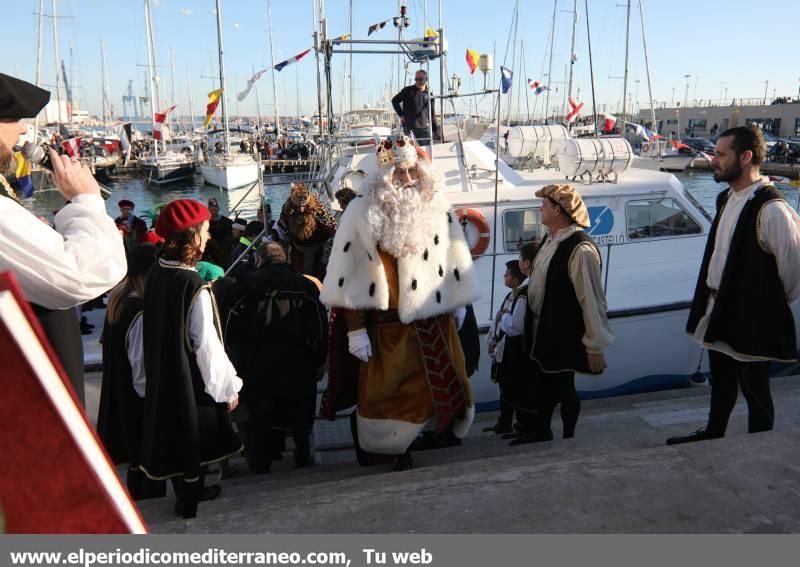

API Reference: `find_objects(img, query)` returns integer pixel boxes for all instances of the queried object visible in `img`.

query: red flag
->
[466,48,480,75]
[566,97,584,123]
[153,105,177,141]
[62,137,81,158]
[204,89,224,128]
[601,113,617,133]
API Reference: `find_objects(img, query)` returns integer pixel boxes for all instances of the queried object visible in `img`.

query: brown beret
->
[0,74,50,119]
[535,184,590,228]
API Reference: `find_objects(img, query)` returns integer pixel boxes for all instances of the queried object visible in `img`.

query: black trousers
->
[706,350,774,436]
[245,394,314,474]
[533,368,580,439]
[404,126,435,147]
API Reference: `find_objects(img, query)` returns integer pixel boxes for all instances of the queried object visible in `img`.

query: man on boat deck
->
[320,134,479,470]
[668,126,800,445]
[392,69,438,147]
[521,184,613,445]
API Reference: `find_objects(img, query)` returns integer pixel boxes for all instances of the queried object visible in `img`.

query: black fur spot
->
[411,279,418,290]
[454,268,460,281]
[367,252,373,261]
[438,265,444,277]
[447,212,453,224]
[423,249,429,261]
[434,234,440,245]
[436,291,442,303]
[338,278,344,287]
[369,282,376,297]
[343,242,351,252]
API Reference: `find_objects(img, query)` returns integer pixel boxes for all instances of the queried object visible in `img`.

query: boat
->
[138,151,195,185]
[633,139,697,172]
[319,127,800,409]
[199,0,258,190]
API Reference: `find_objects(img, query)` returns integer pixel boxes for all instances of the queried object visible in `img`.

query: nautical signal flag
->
[528,79,549,95]
[466,49,480,74]
[601,113,617,134]
[153,105,177,141]
[237,69,267,102]
[13,152,34,199]
[500,66,513,94]
[566,97,584,123]
[62,137,81,158]
[274,49,311,72]
[368,19,389,36]
[204,89,224,128]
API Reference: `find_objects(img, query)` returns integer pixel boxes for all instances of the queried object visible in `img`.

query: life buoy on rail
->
[454,207,491,256]
[641,142,651,153]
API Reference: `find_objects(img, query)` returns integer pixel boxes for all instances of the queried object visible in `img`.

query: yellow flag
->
[204,88,224,128]
[424,28,439,37]
[466,48,480,74]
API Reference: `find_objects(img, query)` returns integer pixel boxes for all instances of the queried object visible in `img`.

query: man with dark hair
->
[667,125,800,445]
[391,69,438,146]
[520,185,613,445]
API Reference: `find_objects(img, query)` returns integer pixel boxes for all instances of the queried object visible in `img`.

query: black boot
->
[666,428,722,446]
[394,451,416,471]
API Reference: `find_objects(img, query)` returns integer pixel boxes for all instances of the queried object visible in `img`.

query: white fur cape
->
[320,193,480,323]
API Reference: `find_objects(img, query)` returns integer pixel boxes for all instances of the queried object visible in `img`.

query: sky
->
[3,0,799,122]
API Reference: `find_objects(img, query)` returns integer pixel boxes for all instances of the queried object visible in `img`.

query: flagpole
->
[267,0,281,139]
[544,0,557,125]
[214,0,230,153]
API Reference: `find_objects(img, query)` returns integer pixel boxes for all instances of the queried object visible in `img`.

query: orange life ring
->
[454,207,491,256]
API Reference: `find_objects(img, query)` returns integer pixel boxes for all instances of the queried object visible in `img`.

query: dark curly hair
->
[719,125,766,166]
[158,224,205,266]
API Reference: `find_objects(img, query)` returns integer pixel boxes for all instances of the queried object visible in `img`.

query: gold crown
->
[376,134,418,167]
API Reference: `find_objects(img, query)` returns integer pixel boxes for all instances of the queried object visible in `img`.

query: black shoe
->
[483,422,513,434]
[509,431,554,446]
[394,452,416,471]
[665,428,722,446]
[501,431,524,440]
[199,484,222,502]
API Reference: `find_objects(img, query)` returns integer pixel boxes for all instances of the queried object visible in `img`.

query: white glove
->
[453,306,467,330]
[348,328,372,362]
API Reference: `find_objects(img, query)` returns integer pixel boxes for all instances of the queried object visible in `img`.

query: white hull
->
[632,155,696,172]
[199,154,259,190]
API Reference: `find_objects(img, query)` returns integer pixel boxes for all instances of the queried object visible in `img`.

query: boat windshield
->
[684,188,713,222]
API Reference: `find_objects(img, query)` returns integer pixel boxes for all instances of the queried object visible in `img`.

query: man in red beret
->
[0,73,126,403]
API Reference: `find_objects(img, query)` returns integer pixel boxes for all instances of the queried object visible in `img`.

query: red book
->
[0,272,146,533]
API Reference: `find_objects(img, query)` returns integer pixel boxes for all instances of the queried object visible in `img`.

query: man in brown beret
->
[0,73,126,403]
[515,184,613,445]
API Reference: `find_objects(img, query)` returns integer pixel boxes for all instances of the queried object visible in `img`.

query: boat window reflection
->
[627,198,702,240]
[503,208,545,252]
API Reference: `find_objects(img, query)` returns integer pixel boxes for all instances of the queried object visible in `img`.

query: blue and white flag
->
[500,66,513,94]
[274,49,311,72]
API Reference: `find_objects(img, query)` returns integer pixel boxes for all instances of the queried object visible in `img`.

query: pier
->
[691,158,800,180]
[263,159,314,173]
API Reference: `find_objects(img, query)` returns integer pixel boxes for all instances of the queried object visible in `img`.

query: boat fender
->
[454,207,491,256]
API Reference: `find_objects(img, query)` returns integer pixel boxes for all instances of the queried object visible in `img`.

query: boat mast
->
[584,0,599,137]
[544,0,558,124]
[144,0,159,158]
[51,0,64,124]
[313,0,325,136]
[567,0,578,103]
[638,0,661,157]
[100,39,109,131]
[348,0,353,112]
[187,68,196,131]
[214,0,230,152]
[267,0,281,138]
[253,65,263,133]
[33,0,44,136]
[621,0,631,132]
[170,48,177,130]
[506,0,519,126]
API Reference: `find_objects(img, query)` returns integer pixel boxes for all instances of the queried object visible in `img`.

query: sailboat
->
[137,0,196,185]
[199,0,259,191]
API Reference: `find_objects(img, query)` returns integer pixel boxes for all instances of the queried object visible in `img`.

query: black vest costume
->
[497,284,530,390]
[686,185,796,361]
[531,231,602,374]
[97,295,145,465]
[139,262,242,481]
[0,191,85,403]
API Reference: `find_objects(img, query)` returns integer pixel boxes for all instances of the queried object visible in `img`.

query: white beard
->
[366,181,436,258]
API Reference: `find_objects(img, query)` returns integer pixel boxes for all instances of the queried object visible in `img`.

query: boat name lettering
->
[592,234,626,246]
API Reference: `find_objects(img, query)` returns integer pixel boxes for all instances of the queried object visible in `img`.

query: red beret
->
[142,230,163,244]
[155,199,211,237]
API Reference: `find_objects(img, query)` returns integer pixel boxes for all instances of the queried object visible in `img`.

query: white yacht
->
[199,152,259,190]
[320,130,800,409]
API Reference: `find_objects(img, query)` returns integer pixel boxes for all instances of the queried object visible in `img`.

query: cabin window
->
[626,198,702,240]
[503,208,545,252]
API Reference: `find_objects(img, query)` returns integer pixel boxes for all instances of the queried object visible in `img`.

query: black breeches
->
[706,350,773,436]
[534,369,580,438]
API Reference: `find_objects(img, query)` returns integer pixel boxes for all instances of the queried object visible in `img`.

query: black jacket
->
[225,262,328,401]
[391,85,437,131]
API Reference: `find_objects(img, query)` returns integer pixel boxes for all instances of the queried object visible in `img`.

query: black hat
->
[127,243,157,277]
[118,199,135,208]
[0,73,50,119]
